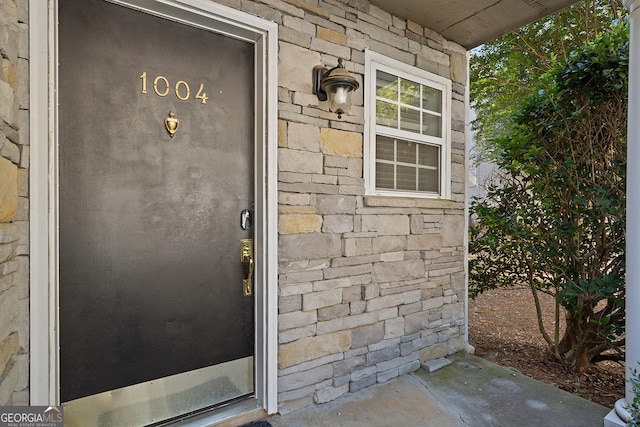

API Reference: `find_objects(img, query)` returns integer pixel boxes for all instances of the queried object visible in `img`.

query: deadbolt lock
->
[241,239,254,297]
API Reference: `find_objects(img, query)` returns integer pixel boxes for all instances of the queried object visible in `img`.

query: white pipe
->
[619,0,640,419]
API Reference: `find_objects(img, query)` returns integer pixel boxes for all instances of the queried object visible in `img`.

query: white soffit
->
[369,0,581,49]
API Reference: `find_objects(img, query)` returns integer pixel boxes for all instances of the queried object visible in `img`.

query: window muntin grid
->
[375,71,443,138]
[375,136,440,193]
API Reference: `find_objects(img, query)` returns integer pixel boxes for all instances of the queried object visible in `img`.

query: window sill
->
[363,195,463,209]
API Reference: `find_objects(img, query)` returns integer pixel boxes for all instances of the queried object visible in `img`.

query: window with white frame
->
[365,50,452,198]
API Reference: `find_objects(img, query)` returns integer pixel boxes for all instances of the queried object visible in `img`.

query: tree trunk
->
[556,313,597,373]
[571,341,592,374]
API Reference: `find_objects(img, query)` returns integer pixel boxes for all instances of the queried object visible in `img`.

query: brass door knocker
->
[165,111,179,138]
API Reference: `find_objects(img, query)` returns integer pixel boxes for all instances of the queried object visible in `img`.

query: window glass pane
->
[399,106,420,133]
[396,139,416,164]
[376,136,395,162]
[422,112,441,137]
[376,71,398,100]
[418,144,439,167]
[400,78,420,107]
[418,168,439,192]
[376,162,394,189]
[376,100,398,128]
[397,165,416,191]
[422,86,442,113]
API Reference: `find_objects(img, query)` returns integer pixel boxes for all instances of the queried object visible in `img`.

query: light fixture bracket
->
[312,65,329,101]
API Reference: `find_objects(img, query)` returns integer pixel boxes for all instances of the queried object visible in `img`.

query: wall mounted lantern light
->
[312,58,359,119]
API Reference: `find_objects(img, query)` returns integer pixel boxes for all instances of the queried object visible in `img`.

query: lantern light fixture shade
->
[312,58,359,119]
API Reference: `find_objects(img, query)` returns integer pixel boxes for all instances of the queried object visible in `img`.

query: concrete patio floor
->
[264,351,610,427]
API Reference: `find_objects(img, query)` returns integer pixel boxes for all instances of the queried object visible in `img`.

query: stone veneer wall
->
[215,0,468,412]
[0,0,467,410]
[0,0,29,406]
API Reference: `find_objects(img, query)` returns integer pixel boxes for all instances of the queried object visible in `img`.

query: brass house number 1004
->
[139,71,209,104]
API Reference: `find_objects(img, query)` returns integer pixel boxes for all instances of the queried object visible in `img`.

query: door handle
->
[240,239,253,297]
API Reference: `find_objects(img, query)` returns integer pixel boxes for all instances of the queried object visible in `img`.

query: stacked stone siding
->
[0,0,467,411]
[0,0,29,406]
[262,0,467,412]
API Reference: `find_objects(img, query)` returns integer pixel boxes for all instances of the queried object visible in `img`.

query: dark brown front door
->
[58,0,256,422]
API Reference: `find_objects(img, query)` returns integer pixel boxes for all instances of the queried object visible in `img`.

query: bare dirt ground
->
[468,287,625,408]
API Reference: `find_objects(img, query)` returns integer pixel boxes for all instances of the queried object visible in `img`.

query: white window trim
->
[364,49,452,199]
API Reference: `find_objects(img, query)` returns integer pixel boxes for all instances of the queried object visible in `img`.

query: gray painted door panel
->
[58,0,255,403]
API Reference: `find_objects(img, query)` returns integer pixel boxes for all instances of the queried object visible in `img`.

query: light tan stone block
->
[317,318,344,335]
[280,282,314,297]
[16,169,26,198]
[279,192,311,206]
[451,98,466,123]
[380,251,403,262]
[442,301,464,323]
[361,215,410,235]
[442,214,465,246]
[407,20,423,35]
[288,122,320,152]
[278,205,316,214]
[1,60,18,92]
[0,285,18,341]
[372,236,406,253]
[316,194,356,214]
[279,310,318,331]
[283,15,315,35]
[278,330,351,368]
[314,384,349,404]
[346,28,369,51]
[310,38,351,60]
[0,80,15,126]
[279,42,321,93]
[0,157,18,223]
[420,45,449,66]
[279,325,317,344]
[0,139,20,165]
[0,358,18,405]
[344,238,373,257]
[320,128,362,157]
[419,342,448,362]
[292,91,319,107]
[0,333,19,375]
[423,296,444,310]
[407,234,442,251]
[279,120,288,148]
[384,317,405,339]
[322,215,353,233]
[279,148,324,174]
[372,259,425,283]
[282,0,330,17]
[366,293,404,312]
[303,289,342,311]
[317,27,347,45]
[279,233,342,261]
[279,214,323,234]
[450,51,468,84]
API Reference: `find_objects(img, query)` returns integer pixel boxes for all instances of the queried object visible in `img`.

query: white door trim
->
[29,0,279,415]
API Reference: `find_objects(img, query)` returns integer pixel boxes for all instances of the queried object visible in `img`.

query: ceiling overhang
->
[369,0,581,49]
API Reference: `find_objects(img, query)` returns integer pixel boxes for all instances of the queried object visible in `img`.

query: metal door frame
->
[29,0,279,415]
